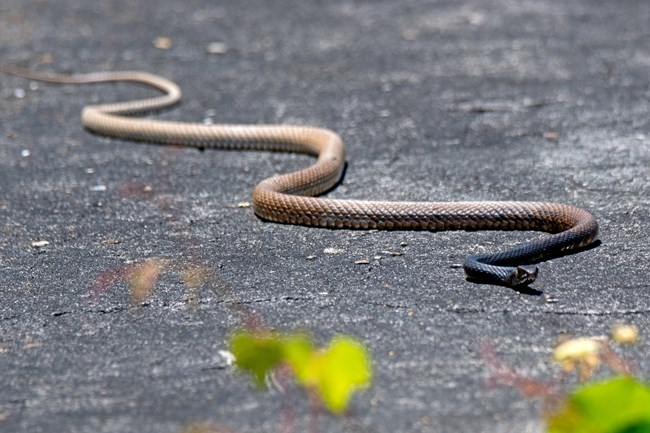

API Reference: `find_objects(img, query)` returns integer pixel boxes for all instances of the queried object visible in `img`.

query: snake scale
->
[0,64,598,288]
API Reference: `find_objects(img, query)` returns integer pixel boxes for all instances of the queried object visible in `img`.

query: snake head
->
[507,265,539,287]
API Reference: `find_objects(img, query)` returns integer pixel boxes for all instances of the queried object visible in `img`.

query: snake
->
[0,63,598,288]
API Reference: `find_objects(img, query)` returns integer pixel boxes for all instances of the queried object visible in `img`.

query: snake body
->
[0,64,598,287]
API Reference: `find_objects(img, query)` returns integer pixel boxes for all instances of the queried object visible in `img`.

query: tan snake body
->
[0,64,599,287]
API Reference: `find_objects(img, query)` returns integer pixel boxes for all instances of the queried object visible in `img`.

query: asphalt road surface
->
[1,1,649,432]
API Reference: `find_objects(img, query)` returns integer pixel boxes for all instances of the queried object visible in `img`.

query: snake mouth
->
[508,265,539,287]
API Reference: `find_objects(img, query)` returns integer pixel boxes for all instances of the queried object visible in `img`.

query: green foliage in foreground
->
[548,376,650,433]
[229,330,372,414]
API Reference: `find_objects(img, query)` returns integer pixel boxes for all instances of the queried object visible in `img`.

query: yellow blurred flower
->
[611,324,639,345]
[553,337,603,380]
[128,259,164,303]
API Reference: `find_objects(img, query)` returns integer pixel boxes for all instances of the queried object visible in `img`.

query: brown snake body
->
[0,64,599,287]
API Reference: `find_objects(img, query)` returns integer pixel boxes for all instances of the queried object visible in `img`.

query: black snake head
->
[463,257,540,288]
[508,265,539,287]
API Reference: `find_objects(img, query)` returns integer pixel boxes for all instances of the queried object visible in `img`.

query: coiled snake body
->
[0,64,598,287]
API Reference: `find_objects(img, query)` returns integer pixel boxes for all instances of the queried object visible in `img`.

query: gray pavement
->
[1,1,649,432]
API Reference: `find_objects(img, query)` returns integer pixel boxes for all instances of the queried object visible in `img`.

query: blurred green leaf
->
[229,330,371,415]
[547,377,650,433]
[229,330,284,387]
[282,333,315,383]
[304,335,372,414]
